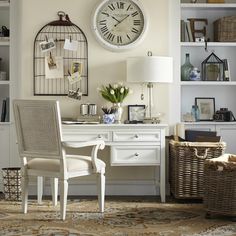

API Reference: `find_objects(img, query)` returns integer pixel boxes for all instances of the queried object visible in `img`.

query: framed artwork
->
[128,105,146,122]
[195,97,215,121]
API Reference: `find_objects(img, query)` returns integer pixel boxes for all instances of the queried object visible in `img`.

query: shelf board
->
[0,41,10,46]
[180,81,236,86]
[181,3,236,10]
[181,42,236,47]
[182,121,236,125]
[0,122,11,125]
[0,81,10,85]
[0,1,9,8]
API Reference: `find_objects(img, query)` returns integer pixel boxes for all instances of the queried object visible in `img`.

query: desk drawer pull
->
[134,134,139,139]
[97,134,102,139]
[134,153,139,157]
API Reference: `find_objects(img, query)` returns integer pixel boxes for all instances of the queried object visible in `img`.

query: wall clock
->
[92,0,148,51]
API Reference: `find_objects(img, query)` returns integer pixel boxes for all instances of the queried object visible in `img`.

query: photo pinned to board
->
[64,37,79,52]
[39,38,56,53]
[67,61,83,84]
[45,55,64,79]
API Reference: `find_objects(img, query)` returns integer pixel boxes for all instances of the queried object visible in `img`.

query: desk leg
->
[160,133,166,203]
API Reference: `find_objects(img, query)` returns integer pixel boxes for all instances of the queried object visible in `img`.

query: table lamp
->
[126,53,173,119]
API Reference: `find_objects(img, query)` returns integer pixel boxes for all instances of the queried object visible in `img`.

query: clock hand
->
[114,14,130,27]
[111,16,121,23]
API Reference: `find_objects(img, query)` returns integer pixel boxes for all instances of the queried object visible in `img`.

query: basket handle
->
[193,148,210,160]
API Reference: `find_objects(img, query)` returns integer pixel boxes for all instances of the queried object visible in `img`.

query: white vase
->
[113,103,123,123]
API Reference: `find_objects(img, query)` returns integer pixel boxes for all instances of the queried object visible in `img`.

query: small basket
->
[2,167,21,201]
[169,140,226,199]
[214,16,236,42]
[204,154,236,217]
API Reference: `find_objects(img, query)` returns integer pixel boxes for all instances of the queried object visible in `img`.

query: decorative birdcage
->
[201,52,224,81]
[33,11,88,96]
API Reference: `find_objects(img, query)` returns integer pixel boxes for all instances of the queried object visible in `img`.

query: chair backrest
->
[13,100,63,159]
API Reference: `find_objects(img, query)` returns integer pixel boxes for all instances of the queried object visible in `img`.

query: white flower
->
[97,87,101,92]
[120,87,124,93]
[118,81,124,86]
[110,89,115,95]
[113,84,118,89]
[129,89,133,94]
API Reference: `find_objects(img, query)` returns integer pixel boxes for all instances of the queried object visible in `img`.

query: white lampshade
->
[126,56,173,83]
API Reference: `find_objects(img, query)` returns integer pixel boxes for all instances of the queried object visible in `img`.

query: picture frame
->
[195,97,215,121]
[128,105,146,122]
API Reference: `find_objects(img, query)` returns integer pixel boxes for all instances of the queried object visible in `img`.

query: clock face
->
[92,0,147,50]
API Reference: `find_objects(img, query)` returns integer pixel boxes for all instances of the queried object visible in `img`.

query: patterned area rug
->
[0,197,235,236]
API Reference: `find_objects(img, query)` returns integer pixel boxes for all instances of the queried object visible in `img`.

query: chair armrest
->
[62,140,105,173]
[62,140,105,150]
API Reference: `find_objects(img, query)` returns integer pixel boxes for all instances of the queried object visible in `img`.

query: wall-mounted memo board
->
[33,11,88,96]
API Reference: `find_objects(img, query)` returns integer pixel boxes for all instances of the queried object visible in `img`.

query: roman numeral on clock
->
[127,4,131,11]
[131,11,139,17]
[100,25,109,34]
[107,33,115,41]
[108,4,115,11]
[99,20,107,26]
[117,2,124,9]
[131,28,139,33]
[133,20,141,26]
[101,12,109,17]
[127,34,131,40]
[117,36,122,44]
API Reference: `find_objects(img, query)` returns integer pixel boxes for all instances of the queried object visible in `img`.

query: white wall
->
[17,0,171,192]
[19,0,170,121]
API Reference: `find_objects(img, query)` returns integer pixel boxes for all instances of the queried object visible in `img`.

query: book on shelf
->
[180,20,194,42]
[1,99,6,122]
[4,97,9,122]
[223,59,231,81]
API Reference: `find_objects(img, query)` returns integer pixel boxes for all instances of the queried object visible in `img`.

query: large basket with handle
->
[169,140,226,199]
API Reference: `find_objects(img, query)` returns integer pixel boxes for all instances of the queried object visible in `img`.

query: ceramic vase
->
[103,113,115,124]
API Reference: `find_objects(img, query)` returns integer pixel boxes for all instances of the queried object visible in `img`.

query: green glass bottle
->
[181,53,194,81]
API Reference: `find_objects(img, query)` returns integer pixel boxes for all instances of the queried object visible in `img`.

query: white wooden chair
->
[13,99,106,220]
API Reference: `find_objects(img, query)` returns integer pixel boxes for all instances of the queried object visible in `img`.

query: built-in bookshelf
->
[169,0,236,153]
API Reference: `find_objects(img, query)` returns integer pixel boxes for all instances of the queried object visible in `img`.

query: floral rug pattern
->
[0,198,235,236]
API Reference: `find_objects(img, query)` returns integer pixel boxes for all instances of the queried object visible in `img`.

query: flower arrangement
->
[98,83,130,103]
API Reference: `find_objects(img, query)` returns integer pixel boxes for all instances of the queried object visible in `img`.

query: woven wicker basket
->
[2,167,21,201]
[214,16,236,42]
[169,140,226,199]
[204,154,236,217]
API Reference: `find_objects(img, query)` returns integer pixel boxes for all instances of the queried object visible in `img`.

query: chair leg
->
[22,176,29,214]
[51,178,58,206]
[97,170,105,213]
[60,179,68,220]
[37,176,43,204]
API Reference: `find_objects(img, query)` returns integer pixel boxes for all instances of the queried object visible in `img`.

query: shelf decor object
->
[181,53,194,81]
[201,52,224,81]
[33,11,88,96]
[126,52,173,119]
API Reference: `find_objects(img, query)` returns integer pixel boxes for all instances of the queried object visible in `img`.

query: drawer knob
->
[97,134,102,139]
[134,134,139,138]
[134,153,139,157]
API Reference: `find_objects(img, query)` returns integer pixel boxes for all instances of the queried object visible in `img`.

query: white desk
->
[62,124,167,202]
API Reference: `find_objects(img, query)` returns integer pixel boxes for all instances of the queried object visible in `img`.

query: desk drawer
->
[111,146,160,166]
[63,131,111,142]
[113,131,160,142]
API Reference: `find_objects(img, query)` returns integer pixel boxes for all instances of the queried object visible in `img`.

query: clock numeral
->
[117,35,123,44]
[133,20,141,26]
[131,28,139,33]
[126,34,131,40]
[131,11,139,17]
[127,4,131,11]
[117,2,124,9]
[108,4,115,11]
[107,33,115,41]
[99,20,107,26]
[100,25,109,34]
[101,12,109,17]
